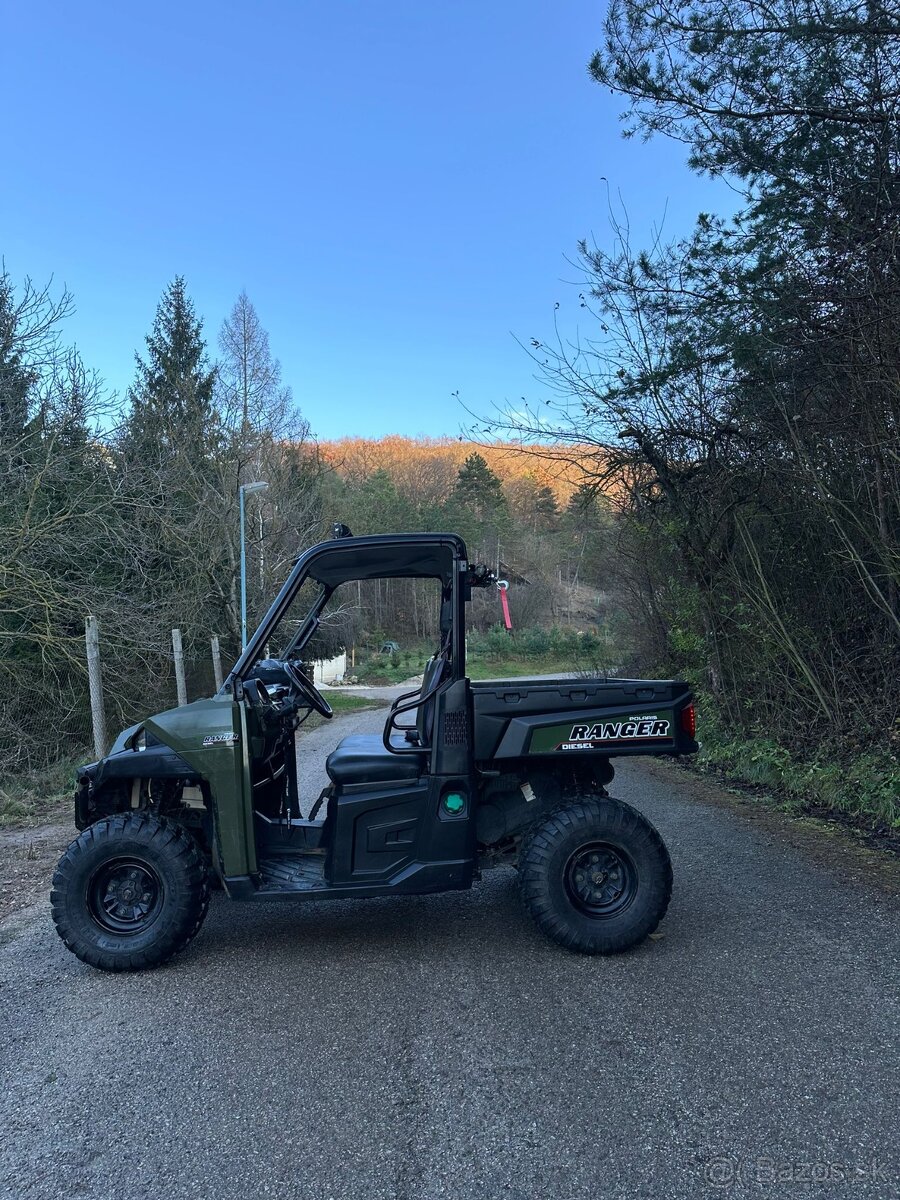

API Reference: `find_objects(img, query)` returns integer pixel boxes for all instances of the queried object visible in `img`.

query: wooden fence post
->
[211,635,223,691]
[85,615,108,758]
[172,628,188,707]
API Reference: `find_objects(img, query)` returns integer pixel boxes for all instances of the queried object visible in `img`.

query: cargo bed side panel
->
[471,677,696,761]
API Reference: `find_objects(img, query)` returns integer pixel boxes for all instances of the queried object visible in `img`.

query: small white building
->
[311,652,347,686]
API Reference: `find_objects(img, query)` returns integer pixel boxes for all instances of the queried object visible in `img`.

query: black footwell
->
[257,854,327,893]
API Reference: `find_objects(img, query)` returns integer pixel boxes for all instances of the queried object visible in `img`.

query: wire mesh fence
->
[0,619,236,774]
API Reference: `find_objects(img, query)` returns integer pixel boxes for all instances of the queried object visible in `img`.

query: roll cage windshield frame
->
[223,533,472,697]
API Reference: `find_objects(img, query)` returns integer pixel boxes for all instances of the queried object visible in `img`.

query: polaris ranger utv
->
[51,530,698,972]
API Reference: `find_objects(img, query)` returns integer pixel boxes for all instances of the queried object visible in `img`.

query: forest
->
[2,0,898,831]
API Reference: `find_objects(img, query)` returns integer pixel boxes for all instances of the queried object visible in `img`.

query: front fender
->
[73,741,200,828]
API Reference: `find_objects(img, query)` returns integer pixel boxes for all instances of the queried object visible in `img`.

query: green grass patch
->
[323,691,388,713]
[350,643,434,686]
[0,757,84,829]
[353,661,422,686]
[303,688,389,731]
[466,653,576,680]
[694,718,900,829]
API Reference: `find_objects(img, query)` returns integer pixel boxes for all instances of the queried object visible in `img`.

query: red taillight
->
[680,704,696,738]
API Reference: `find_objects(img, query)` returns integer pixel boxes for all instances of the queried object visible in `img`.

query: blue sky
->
[2,1,729,439]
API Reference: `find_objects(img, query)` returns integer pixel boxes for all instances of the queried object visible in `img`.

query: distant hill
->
[317,435,594,503]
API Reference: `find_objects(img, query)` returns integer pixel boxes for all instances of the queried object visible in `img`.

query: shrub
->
[520,628,550,659]
[694,697,900,828]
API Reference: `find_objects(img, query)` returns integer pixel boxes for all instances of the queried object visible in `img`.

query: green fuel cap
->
[442,792,466,816]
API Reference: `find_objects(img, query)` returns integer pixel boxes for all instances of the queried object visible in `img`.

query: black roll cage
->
[224,533,473,700]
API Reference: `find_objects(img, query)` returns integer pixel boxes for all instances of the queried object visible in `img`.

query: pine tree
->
[532,484,559,532]
[453,453,507,520]
[562,484,609,587]
[353,468,413,534]
[124,276,217,462]
[508,474,561,536]
[448,452,510,565]
[118,278,228,660]
[566,483,599,519]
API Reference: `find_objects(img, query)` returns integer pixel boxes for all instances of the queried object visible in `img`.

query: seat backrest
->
[415,654,448,747]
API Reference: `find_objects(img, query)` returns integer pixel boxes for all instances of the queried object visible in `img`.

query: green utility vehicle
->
[51,530,698,972]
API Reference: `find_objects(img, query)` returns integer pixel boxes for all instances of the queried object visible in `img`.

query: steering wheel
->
[283,660,333,718]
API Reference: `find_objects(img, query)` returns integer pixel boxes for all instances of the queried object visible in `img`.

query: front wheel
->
[518,796,672,954]
[51,813,210,972]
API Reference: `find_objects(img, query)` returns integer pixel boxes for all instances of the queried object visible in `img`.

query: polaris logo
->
[557,716,671,750]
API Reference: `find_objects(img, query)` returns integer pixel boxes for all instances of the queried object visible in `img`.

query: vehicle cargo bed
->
[470,676,696,762]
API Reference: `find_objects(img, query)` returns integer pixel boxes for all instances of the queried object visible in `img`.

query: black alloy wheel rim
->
[87,858,164,934]
[563,841,638,918]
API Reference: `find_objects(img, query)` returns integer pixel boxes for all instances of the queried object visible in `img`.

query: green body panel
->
[527,708,676,754]
[145,696,255,877]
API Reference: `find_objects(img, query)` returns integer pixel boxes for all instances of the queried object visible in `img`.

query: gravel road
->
[1,704,898,1200]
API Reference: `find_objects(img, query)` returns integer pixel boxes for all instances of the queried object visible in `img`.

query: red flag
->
[498,581,512,632]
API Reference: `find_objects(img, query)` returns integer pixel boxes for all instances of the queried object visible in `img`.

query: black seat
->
[398,653,448,746]
[325,735,425,786]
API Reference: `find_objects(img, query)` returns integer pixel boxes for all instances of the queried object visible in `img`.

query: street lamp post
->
[239,481,269,650]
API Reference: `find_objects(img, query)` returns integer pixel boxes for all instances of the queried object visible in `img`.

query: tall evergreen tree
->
[117,279,322,660]
[508,474,560,535]
[124,276,217,462]
[447,452,510,565]
[562,484,609,586]
[532,483,559,532]
[453,453,507,520]
[117,278,228,665]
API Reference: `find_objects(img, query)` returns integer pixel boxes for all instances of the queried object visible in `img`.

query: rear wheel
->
[518,796,672,954]
[51,813,210,972]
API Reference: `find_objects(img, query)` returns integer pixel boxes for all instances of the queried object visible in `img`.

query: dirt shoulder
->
[0,818,74,923]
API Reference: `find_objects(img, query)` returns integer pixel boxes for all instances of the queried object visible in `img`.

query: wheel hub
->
[88,859,162,934]
[564,842,637,918]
